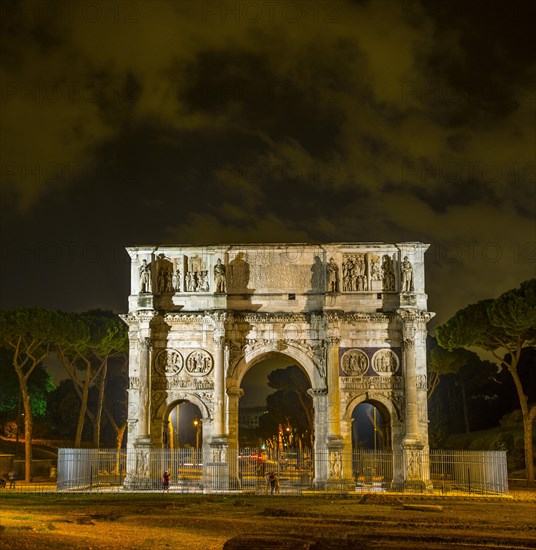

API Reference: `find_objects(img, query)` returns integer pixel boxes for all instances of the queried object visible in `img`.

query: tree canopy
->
[257,366,313,448]
[436,279,536,483]
[0,308,73,481]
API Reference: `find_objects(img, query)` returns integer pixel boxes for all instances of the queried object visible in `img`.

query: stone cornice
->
[121,311,159,326]
[156,310,409,325]
[395,309,435,323]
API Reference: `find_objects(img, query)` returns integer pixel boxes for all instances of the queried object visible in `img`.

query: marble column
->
[226,387,244,454]
[398,310,431,489]
[326,335,342,439]
[205,324,229,491]
[402,324,419,441]
[308,388,328,488]
[227,387,244,489]
[212,330,226,440]
[137,336,152,443]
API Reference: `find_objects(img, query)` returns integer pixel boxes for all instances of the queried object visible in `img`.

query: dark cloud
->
[0,0,534,325]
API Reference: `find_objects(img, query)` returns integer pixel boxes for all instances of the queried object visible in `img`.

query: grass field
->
[0,492,535,549]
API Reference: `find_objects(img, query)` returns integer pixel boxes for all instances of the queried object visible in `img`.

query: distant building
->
[239,406,267,429]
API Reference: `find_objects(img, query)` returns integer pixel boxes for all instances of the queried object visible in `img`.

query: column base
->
[401,439,431,490]
[326,435,354,490]
[124,439,153,490]
[204,438,230,491]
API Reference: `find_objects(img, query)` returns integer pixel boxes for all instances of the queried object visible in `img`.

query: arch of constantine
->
[122,243,434,490]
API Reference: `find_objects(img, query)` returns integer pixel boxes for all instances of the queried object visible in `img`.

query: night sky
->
[1,0,535,329]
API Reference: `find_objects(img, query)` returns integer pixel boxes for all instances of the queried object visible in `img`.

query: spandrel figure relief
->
[370,257,382,281]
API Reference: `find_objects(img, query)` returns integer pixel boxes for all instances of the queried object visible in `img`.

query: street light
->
[193,418,201,450]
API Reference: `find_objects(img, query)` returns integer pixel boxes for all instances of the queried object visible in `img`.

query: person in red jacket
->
[162,470,170,493]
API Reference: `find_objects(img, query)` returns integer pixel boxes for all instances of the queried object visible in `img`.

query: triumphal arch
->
[123,243,434,490]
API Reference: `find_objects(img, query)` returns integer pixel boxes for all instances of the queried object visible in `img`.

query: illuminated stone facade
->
[122,243,434,489]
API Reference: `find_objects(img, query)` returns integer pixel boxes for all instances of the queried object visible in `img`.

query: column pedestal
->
[400,439,428,492]
[124,438,153,490]
[204,437,229,492]
[326,435,354,491]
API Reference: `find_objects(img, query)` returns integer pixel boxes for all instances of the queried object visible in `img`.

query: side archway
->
[344,394,400,452]
[153,394,212,449]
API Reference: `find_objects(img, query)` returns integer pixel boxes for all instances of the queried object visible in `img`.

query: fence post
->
[467,467,471,494]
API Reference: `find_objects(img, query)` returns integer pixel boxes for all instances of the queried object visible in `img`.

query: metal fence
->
[56,447,509,495]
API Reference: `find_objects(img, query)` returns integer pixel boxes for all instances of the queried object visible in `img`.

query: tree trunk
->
[460,380,470,434]
[94,360,108,448]
[523,415,535,484]
[508,364,534,484]
[114,423,127,475]
[22,391,33,483]
[75,366,91,448]
[427,371,440,400]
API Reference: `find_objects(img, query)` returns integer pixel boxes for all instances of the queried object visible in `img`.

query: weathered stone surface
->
[123,243,434,489]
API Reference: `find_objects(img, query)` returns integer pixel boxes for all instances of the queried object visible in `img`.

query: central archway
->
[227,345,325,490]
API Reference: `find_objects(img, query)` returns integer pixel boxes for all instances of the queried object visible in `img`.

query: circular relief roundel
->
[155,348,183,376]
[371,349,399,375]
[186,349,214,376]
[341,349,369,376]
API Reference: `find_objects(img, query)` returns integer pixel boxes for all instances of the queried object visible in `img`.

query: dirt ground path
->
[1,493,534,549]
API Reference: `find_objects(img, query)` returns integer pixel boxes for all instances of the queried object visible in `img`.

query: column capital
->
[213,333,225,346]
[326,335,341,346]
[402,337,416,351]
[227,387,244,398]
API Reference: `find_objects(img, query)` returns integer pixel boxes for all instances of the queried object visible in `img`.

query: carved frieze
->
[340,349,369,376]
[340,376,403,390]
[371,349,399,375]
[381,255,396,291]
[329,450,342,479]
[152,376,214,390]
[154,349,183,376]
[342,253,368,291]
[156,254,175,294]
[184,255,209,292]
[400,293,417,306]
[387,390,405,421]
